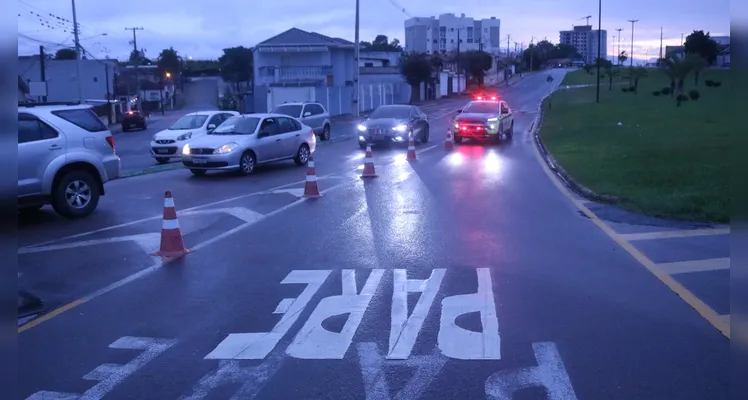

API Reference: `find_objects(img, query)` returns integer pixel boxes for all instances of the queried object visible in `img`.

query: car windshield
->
[210,117,261,135]
[462,102,500,114]
[169,115,209,130]
[369,106,411,119]
[272,105,303,117]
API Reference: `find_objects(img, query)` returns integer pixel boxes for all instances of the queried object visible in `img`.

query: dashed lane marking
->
[657,258,730,274]
[619,228,730,241]
[530,122,730,339]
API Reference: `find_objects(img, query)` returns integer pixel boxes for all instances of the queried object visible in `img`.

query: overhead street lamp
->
[595,0,602,103]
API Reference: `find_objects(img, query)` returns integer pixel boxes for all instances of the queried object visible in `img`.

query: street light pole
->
[628,19,639,67]
[353,0,360,117]
[615,28,622,65]
[595,0,602,103]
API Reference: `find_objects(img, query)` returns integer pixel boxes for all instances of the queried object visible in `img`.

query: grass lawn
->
[541,68,730,223]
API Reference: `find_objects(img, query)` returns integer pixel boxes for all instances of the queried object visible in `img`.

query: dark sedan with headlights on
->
[121,110,147,132]
[356,105,429,149]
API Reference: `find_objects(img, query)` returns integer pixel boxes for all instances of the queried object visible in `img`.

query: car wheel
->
[320,124,331,141]
[359,142,367,150]
[454,135,463,144]
[294,144,310,166]
[239,151,256,176]
[190,169,206,176]
[421,125,430,143]
[156,157,169,164]
[121,126,128,132]
[51,170,100,219]
[142,124,148,131]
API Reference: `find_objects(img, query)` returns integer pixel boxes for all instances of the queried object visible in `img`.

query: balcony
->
[257,65,334,85]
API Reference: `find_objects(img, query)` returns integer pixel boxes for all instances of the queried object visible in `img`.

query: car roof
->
[377,104,412,109]
[18,104,92,112]
[468,100,500,104]
[184,110,230,116]
[239,113,298,119]
[276,102,319,106]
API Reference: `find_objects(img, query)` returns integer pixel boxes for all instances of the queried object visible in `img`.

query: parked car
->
[270,102,332,141]
[121,110,147,131]
[356,104,429,149]
[150,110,239,164]
[181,113,316,176]
[18,103,121,218]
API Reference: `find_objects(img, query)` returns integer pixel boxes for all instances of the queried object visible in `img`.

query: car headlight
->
[454,123,460,129]
[357,124,367,131]
[177,132,192,141]
[182,144,191,155]
[487,117,499,122]
[152,134,158,141]
[393,124,408,132]
[215,142,238,154]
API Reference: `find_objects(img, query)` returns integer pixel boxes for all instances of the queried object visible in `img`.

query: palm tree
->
[660,55,692,106]
[601,60,619,91]
[626,66,648,94]
[686,54,708,86]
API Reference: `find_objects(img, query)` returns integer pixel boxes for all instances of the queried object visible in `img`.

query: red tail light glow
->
[106,136,115,149]
[491,96,497,100]
[476,96,483,100]
[128,111,133,115]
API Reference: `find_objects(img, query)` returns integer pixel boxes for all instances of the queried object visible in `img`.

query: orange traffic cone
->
[151,190,190,259]
[406,137,417,161]
[361,143,377,178]
[445,129,454,151]
[304,154,321,198]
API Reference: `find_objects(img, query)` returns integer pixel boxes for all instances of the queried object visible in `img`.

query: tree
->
[600,59,619,90]
[553,43,580,59]
[157,47,181,77]
[687,54,708,86]
[684,30,719,65]
[218,46,253,88]
[460,51,493,86]
[661,55,691,105]
[626,66,647,94]
[618,51,628,66]
[54,48,77,60]
[361,35,403,52]
[399,52,432,103]
[129,49,151,65]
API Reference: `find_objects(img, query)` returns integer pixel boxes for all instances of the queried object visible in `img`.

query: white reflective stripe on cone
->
[164,197,175,208]
[306,175,317,182]
[163,218,180,230]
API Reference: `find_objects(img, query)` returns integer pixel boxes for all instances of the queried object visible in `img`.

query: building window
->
[467,27,473,42]
[439,26,446,38]
[451,39,454,43]
[450,28,454,32]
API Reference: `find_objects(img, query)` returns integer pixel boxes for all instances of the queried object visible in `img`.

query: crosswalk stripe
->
[657,258,730,274]
[619,228,730,241]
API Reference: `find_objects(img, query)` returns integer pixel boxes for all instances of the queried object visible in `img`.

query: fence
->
[314,82,412,117]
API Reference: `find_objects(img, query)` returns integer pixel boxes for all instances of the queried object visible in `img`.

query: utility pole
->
[71,0,83,102]
[39,46,47,102]
[505,34,511,83]
[353,0,360,117]
[595,0,602,103]
[680,33,685,46]
[126,27,144,111]
[615,28,623,65]
[456,28,461,93]
[529,36,535,72]
[658,27,663,65]
[628,19,639,67]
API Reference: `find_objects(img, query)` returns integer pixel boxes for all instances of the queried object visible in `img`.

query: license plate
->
[192,158,207,164]
[374,129,382,135]
[155,148,169,154]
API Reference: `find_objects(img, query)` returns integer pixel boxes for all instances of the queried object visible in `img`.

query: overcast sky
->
[17,0,730,61]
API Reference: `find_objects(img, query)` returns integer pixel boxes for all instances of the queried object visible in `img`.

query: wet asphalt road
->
[18,71,727,400]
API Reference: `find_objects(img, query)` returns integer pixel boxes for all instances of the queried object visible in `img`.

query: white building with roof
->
[404,13,501,55]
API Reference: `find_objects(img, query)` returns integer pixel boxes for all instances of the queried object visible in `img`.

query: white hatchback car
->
[150,110,239,164]
[181,113,316,176]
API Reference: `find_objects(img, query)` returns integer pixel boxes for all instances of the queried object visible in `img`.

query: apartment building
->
[560,25,607,64]
[404,13,501,55]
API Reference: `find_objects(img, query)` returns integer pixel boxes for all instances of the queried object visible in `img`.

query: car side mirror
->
[303,112,312,117]
[207,124,216,130]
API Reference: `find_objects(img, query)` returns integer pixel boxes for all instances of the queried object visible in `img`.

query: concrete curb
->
[119,163,184,179]
[531,92,621,205]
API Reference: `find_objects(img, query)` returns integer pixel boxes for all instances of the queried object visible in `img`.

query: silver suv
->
[271,102,332,141]
[18,103,121,218]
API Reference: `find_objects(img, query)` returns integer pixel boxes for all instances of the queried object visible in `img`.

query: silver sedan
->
[181,113,316,176]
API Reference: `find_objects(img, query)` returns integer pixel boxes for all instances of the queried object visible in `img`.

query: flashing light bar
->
[475,96,498,101]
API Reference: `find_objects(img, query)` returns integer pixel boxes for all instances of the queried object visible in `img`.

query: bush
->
[628,86,636,92]
[713,81,722,87]
[677,94,690,102]
[688,90,700,100]
[621,87,629,92]
[705,80,714,87]
[661,87,671,95]
[652,90,661,96]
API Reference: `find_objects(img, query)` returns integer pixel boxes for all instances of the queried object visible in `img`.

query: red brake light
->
[128,111,133,115]
[476,96,483,100]
[491,96,497,100]
[106,136,115,149]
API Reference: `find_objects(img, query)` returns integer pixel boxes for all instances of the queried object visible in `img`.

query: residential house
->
[251,27,411,116]
[116,65,177,112]
[18,56,116,102]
